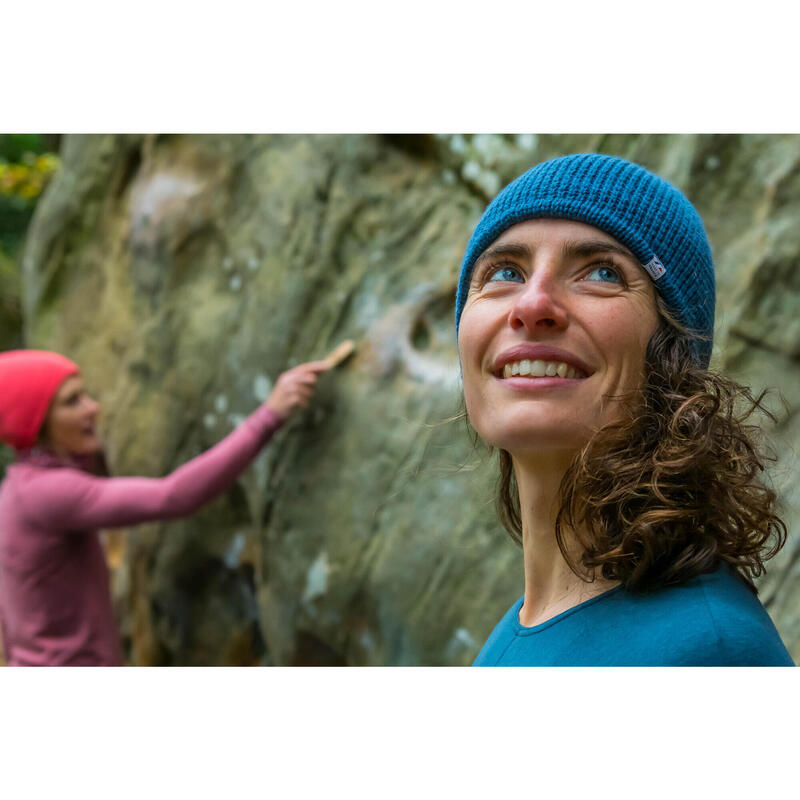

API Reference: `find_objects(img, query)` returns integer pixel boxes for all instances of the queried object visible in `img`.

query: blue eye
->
[584,264,622,284]
[488,265,524,283]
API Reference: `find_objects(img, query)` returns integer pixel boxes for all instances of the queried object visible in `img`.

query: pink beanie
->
[0,350,80,450]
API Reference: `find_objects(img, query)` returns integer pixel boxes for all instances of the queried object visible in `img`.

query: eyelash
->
[477,261,523,284]
[582,260,626,285]
[477,259,626,286]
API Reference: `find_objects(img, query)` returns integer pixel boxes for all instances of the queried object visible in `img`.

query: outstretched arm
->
[23,361,329,532]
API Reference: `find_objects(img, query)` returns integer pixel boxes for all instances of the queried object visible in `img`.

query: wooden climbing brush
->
[323,340,356,369]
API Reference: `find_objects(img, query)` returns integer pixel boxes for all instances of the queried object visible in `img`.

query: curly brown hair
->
[495,300,788,594]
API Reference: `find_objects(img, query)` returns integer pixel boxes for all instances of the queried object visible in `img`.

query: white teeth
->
[499,359,587,380]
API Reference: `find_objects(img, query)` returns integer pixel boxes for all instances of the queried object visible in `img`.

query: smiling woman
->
[456,153,793,666]
[0,349,329,666]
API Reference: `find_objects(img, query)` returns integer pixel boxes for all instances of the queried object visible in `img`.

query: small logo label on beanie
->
[643,256,666,281]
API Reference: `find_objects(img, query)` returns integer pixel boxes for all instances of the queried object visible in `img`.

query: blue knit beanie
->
[455,153,715,367]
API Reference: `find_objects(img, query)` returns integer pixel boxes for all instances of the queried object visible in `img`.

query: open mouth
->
[495,359,589,380]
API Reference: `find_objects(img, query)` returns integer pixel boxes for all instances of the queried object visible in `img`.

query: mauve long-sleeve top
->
[0,405,283,666]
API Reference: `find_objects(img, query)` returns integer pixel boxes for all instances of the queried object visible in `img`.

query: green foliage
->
[0,248,22,349]
[0,445,12,482]
[0,134,60,350]
[0,134,60,253]
[0,134,45,162]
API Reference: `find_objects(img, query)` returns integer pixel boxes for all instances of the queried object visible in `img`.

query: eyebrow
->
[58,385,82,401]
[560,239,636,261]
[473,243,532,269]
[473,237,636,270]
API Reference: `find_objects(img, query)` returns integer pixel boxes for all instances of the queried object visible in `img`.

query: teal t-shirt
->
[473,565,794,666]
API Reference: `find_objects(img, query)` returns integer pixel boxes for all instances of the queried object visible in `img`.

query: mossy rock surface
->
[20,134,800,664]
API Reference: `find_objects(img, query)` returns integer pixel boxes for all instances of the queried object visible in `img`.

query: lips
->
[491,345,594,379]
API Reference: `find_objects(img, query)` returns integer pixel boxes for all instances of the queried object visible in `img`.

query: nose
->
[507,267,569,333]
[84,395,101,417]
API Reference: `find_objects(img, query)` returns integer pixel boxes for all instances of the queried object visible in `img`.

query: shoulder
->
[692,567,794,665]
[617,566,794,666]
[473,597,523,666]
[2,463,97,525]
[9,462,91,493]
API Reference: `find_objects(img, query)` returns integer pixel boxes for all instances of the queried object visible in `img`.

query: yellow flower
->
[9,165,28,183]
[36,154,60,173]
[18,182,41,199]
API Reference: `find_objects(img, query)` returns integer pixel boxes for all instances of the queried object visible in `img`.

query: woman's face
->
[458,219,659,459]
[42,374,102,457]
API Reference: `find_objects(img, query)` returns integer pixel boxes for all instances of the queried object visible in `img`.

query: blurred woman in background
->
[455,153,793,666]
[0,349,327,666]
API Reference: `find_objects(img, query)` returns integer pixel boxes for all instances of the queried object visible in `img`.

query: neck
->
[512,449,618,627]
[35,440,94,471]
[37,439,70,461]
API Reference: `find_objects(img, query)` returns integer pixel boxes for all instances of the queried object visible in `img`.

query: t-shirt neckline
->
[512,585,624,636]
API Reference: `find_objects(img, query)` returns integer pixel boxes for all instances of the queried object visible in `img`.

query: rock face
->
[18,134,800,665]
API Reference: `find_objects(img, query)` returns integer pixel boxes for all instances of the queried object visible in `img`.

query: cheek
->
[64,414,85,439]
[594,308,654,376]
[457,320,487,426]
[457,297,497,361]
[457,313,488,388]
[49,412,69,436]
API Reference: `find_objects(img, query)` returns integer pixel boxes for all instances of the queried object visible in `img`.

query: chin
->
[74,437,104,456]
[487,430,591,459]
[469,409,594,456]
